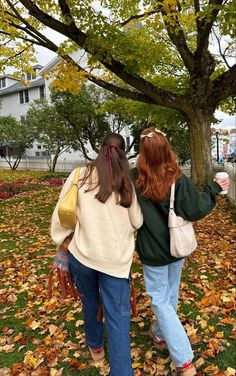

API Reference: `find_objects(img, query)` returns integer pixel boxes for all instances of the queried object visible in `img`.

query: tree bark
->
[186,109,214,189]
[51,153,59,172]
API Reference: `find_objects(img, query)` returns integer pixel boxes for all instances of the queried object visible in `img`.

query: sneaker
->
[176,361,196,376]
[149,325,167,350]
[88,346,105,361]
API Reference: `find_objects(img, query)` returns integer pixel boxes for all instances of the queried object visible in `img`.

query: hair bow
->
[140,129,166,139]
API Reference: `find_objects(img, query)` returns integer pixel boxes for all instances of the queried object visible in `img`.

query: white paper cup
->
[214,172,229,194]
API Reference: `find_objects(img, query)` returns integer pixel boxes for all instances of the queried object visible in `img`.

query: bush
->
[0,178,63,200]
[37,172,68,181]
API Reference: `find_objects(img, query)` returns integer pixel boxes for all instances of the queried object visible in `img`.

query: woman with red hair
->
[131,127,229,376]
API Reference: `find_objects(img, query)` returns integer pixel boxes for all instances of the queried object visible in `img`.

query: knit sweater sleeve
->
[175,175,222,221]
[50,169,77,246]
[128,187,143,229]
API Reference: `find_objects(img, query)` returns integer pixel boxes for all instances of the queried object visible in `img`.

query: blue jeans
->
[69,253,133,376]
[143,259,194,366]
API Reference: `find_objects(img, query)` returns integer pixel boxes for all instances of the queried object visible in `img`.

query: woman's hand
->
[215,177,230,192]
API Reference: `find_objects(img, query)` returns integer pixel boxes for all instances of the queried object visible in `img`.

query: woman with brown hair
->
[131,127,229,376]
[51,133,143,376]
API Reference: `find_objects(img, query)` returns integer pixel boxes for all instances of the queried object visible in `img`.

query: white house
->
[0,65,51,158]
[0,54,133,165]
[0,65,46,119]
[0,59,97,162]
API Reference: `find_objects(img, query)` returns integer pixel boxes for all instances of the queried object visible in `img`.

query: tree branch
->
[1,22,47,46]
[85,121,100,154]
[211,64,236,105]
[195,0,224,57]
[19,0,87,42]
[3,2,61,51]
[158,0,195,74]
[212,28,231,68]
[0,38,13,47]
[17,0,187,110]
[118,10,159,27]
[0,46,32,66]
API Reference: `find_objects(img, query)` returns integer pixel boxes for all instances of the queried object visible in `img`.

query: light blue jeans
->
[143,259,194,366]
[69,253,133,376]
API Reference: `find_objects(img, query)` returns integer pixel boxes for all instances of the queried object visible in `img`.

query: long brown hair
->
[137,127,182,202]
[80,133,133,207]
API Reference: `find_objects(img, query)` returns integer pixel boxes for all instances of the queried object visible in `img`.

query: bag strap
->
[73,167,81,186]
[169,182,175,210]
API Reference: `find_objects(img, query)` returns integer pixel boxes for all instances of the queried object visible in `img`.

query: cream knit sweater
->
[51,167,143,278]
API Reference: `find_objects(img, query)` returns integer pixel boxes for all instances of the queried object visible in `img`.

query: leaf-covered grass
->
[0,170,235,375]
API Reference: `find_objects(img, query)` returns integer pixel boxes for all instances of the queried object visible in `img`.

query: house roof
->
[39,56,61,74]
[0,74,17,80]
[33,64,44,69]
[0,77,45,97]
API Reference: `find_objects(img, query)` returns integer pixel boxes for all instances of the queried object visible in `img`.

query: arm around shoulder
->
[128,188,143,230]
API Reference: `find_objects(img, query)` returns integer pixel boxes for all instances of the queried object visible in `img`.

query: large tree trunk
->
[186,109,214,189]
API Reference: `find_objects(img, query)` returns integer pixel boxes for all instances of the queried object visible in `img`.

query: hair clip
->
[140,132,154,139]
[155,129,166,136]
[140,129,166,139]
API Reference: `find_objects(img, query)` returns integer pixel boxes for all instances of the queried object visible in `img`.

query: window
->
[24,90,29,103]
[39,86,45,99]
[0,78,6,89]
[19,90,29,104]
[35,151,48,157]
[19,91,24,104]
[37,145,42,150]
[26,73,32,81]
[26,72,36,81]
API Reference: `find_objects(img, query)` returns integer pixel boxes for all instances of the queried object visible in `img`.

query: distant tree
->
[25,86,110,169]
[50,86,110,160]
[0,116,38,170]
[102,95,191,163]
[25,100,78,171]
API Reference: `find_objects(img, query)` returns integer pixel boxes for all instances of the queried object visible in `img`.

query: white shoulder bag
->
[168,182,197,258]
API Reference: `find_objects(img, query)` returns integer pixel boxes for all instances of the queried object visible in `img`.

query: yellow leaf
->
[138,322,145,328]
[0,344,15,353]
[204,364,219,373]
[194,357,205,369]
[29,320,41,330]
[75,320,84,327]
[0,368,11,376]
[221,296,231,302]
[225,368,236,376]
[215,331,224,339]
[199,320,208,329]
[50,368,64,376]
[132,362,143,369]
[220,317,234,325]
[208,326,215,332]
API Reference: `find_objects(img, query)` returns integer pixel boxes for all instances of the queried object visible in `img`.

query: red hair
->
[137,127,182,202]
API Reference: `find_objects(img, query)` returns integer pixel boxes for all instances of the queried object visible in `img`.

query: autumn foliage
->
[0,170,235,375]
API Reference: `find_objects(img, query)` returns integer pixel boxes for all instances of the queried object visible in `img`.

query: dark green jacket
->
[131,168,222,266]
